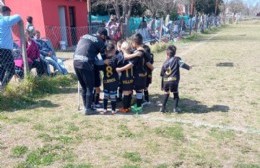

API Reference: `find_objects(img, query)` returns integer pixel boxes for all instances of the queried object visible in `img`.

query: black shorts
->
[146,75,152,88]
[103,81,119,92]
[121,79,134,91]
[134,76,146,91]
[163,81,179,93]
[94,68,101,87]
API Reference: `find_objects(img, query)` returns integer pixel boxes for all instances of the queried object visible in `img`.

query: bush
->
[0,74,76,111]
[150,42,169,53]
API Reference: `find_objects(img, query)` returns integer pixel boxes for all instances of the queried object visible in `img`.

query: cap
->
[0,6,11,13]
[97,27,108,37]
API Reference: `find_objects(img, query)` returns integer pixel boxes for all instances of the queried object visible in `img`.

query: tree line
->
[91,0,259,20]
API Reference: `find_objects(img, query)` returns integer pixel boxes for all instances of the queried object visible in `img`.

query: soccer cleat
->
[160,107,166,113]
[94,103,102,109]
[142,101,151,107]
[100,109,108,115]
[111,110,117,115]
[131,104,137,111]
[173,108,181,113]
[85,108,98,115]
[119,108,130,113]
[132,106,143,114]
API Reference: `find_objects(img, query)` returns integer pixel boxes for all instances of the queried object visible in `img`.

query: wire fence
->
[0,14,240,90]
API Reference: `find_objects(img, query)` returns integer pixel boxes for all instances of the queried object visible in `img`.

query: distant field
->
[0,20,259,168]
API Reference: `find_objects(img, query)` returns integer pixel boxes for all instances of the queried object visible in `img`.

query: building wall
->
[5,0,45,41]
[5,0,88,48]
[41,0,88,48]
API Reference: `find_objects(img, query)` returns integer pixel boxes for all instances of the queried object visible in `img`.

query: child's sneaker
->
[173,108,181,113]
[160,106,166,113]
[132,105,143,114]
[119,108,130,113]
[142,101,151,107]
[94,103,102,109]
[100,109,108,115]
[111,110,117,115]
[131,104,137,111]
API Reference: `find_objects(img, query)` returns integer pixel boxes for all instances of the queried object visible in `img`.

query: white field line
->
[85,31,259,135]
[140,115,260,135]
[153,32,220,71]
[93,114,260,135]
[146,32,259,135]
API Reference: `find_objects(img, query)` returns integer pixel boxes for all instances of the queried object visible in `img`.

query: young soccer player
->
[117,33,153,113]
[100,43,120,115]
[116,39,125,102]
[142,44,154,105]
[117,41,134,113]
[160,45,191,113]
[93,66,102,108]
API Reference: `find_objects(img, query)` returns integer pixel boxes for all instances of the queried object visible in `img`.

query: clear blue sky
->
[243,0,260,6]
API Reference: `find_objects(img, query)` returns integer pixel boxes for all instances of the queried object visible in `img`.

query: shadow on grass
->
[216,62,234,67]
[144,94,229,114]
[0,99,59,112]
[96,93,229,116]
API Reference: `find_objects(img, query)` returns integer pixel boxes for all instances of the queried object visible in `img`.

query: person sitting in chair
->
[34,30,68,75]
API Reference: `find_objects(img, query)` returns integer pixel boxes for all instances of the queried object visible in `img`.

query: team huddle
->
[73,28,191,115]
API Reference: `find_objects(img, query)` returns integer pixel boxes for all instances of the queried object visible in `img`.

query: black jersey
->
[73,34,106,69]
[146,53,154,77]
[101,56,120,91]
[130,50,147,78]
[160,56,182,83]
[117,52,134,81]
[117,52,134,90]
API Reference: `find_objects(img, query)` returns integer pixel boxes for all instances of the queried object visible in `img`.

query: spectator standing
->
[139,16,147,29]
[26,16,35,38]
[0,6,22,89]
[106,15,120,41]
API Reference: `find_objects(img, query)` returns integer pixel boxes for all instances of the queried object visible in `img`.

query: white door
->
[58,6,68,45]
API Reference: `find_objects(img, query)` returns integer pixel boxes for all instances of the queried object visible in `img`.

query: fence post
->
[159,17,163,41]
[19,21,29,77]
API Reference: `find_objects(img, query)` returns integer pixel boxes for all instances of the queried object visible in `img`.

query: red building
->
[5,0,88,49]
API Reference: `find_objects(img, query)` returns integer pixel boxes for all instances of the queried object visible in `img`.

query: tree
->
[195,0,223,15]
[92,0,140,19]
[228,0,246,14]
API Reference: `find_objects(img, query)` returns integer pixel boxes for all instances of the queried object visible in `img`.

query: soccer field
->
[0,20,259,168]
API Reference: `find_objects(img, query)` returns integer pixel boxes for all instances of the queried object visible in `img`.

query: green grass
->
[11,116,30,124]
[209,128,235,140]
[1,20,260,167]
[56,135,74,144]
[121,165,141,168]
[118,124,136,138]
[123,152,142,163]
[11,145,29,157]
[235,164,260,168]
[37,133,54,142]
[155,125,184,141]
[156,164,168,168]
[0,74,76,111]
[25,145,57,166]
[63,163,93,168]
[66,122,80,132]
[32,123,45,131]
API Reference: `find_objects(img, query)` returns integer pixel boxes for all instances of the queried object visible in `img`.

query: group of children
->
[92,33,191,114]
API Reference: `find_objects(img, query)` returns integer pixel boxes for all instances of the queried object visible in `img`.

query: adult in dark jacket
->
[73,28,108,115]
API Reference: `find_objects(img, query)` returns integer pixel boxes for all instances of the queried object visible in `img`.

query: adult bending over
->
[73,28,108,115]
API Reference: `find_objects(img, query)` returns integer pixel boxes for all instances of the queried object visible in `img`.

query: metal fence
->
[0,14,238,90]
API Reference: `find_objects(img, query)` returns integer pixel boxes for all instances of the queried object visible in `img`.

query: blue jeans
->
[47,55,68,75]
